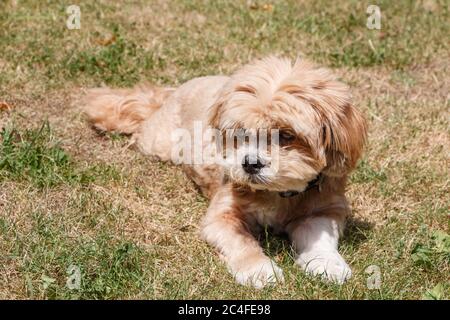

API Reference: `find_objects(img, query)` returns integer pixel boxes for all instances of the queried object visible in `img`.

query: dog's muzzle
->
[242,154,265,175]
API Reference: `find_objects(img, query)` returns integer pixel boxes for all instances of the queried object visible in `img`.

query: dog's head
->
[209,56,367,192]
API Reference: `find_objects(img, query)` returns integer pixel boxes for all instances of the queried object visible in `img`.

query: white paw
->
[297,250,352,284]
[233,258,284,289]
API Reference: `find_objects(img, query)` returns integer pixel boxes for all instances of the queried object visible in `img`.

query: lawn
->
[0,0,448,299]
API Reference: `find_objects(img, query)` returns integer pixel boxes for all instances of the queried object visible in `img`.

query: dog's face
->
[210,57,367,192]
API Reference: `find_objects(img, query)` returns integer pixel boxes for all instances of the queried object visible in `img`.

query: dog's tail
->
[83,84,175,135]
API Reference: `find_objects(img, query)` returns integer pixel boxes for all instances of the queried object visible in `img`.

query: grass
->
[0,0,448,299]
[0,122,120,187]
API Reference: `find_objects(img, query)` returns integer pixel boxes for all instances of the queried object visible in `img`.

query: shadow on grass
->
[257,216,374,260]
[341,217,374,249]
[258,228,294,263]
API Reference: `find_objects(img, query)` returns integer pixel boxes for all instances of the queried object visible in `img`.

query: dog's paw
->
[233,258,284,289]
[297,250,352,284]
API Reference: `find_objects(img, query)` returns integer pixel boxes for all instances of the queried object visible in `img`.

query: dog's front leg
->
[288,215,351,284]
[201,192,284,288]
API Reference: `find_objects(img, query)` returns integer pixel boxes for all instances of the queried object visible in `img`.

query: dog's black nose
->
[242,155,264,174]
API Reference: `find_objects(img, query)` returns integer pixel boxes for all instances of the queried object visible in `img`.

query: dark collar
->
[278,173,323,198]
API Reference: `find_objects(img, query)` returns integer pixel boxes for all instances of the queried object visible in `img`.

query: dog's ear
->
[322,103,367,177]
[208,101,221,128]
[208,92,229,128]
[284,59,367,176]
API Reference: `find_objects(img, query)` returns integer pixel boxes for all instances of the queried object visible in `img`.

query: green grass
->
[1,0,448,92]
[0,122,120,187]
[0,0,448,299]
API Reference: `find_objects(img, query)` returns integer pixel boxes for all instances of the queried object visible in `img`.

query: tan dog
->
[84,56,367,288]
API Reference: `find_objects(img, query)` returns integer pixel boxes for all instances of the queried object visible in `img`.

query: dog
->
[84,56,367,288]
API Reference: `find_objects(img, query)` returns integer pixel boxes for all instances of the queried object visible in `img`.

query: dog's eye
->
[278,130,296,145]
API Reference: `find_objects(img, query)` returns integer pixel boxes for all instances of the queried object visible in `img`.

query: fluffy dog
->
[84,56,367,288]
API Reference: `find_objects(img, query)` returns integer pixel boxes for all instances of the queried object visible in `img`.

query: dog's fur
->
[84,56,367,288]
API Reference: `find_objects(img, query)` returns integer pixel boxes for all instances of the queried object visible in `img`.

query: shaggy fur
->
[83,56,367,288]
